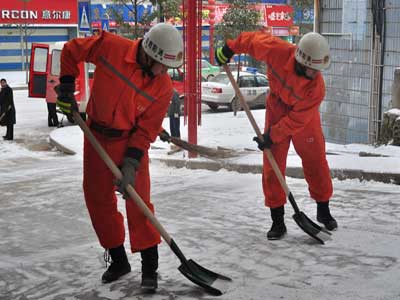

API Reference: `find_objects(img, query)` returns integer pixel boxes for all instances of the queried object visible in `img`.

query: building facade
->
[0,0,79,71]
[319,0,400,144]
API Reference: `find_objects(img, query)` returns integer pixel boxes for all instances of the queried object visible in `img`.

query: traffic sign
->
[78,1,91,32]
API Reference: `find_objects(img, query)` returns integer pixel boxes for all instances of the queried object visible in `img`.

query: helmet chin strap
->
[294,61,314,80]
[141,55,156,79]
[138,42,155,79]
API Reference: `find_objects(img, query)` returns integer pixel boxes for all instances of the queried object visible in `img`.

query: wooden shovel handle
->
[223,65,290,196]
[73,111,173,245]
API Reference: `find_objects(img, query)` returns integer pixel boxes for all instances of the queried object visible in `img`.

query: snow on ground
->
[1,89,400,300]
[50,105,400,175]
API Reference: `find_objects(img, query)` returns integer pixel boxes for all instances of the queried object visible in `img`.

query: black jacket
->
[167,90,181,118]
[0,85,16,126]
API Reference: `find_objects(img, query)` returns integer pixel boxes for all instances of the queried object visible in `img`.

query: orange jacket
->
[227,31,325,144]
[60,31,173,154]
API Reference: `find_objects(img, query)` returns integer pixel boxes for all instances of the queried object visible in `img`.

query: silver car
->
[201,69,269,111]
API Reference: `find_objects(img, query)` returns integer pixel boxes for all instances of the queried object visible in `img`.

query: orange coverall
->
[60,31,173,251]
[227,32,333,208]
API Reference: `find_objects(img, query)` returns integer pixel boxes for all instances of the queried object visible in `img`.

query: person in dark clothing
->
[0,79,16,140]
[168,89,181,139]
[47,102,59,127]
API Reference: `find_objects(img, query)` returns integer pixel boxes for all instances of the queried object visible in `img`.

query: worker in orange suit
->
[55,23,183,290]
[215,32,337,240]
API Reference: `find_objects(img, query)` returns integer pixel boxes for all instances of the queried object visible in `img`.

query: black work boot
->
[141,245,159,291]
[267,206,287,240]
[317,202,338,231]
[102,245,131,283]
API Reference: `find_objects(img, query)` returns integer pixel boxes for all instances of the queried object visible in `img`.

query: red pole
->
[197,0,202,127]
[186,0,198,158]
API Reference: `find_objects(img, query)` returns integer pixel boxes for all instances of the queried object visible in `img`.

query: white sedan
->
[201,69,269,111]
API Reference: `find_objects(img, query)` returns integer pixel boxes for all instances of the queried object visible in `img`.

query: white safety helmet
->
[295,32,330,71]
[142,23,183,68]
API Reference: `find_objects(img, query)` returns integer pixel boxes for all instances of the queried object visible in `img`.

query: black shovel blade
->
[178,259,232,296]
[293,211,332,244]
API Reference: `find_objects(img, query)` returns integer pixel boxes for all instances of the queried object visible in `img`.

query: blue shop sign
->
[294,7,314,24]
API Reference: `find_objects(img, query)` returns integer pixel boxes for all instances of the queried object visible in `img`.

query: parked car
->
[168,68,185,97]
[168,68,206,113]
[201,59,220,81]
[169,60,219,93]
[201,68,269,111]
[168,67,208,94]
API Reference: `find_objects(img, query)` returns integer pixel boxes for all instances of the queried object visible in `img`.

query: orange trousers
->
[83,131,161,252]
[263,99,333,208]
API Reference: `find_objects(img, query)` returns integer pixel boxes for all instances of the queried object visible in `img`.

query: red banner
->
[265,5,293,27]
[212,4,265,25]
[0,0,78,25]
[92,21,117,29]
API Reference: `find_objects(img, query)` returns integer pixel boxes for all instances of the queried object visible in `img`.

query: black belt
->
[89,121,136,138]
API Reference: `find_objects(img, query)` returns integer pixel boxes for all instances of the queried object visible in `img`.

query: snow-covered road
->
[1,153,400,300]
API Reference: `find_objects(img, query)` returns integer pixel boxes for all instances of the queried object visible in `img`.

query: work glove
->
[55,76,78,117]
[253,130,273,151]
[159,129,171,143]
[215,44,234,66]
[116,157,140,198]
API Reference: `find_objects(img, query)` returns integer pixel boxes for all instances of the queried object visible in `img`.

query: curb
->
[329,168,400,185]
[13,86,28,91]
[48,138,400,185]
[154,158,400,185]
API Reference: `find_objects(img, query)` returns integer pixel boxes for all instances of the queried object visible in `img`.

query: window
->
[256,76,269,87]
[210,73,230,84]
[168,69,184,82]
[33,47,48,72]
[50,50,61,76]
[201,60,210,68]
[239,76,256,88]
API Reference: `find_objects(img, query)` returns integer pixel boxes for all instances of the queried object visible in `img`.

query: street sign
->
[78,1,91,32]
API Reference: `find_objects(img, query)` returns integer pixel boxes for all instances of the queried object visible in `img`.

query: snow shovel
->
[159,131,237,159]
[72,111,231,295]
[223,65,331,244]
[170,136,237,158]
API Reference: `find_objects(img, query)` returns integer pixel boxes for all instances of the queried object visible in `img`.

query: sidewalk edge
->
[154,158,400,185]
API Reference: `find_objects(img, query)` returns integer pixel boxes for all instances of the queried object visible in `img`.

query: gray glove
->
[116,157,140,198]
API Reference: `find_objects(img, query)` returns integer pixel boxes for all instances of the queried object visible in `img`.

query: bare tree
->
[18,0,36,83]
[110,0,181,39]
